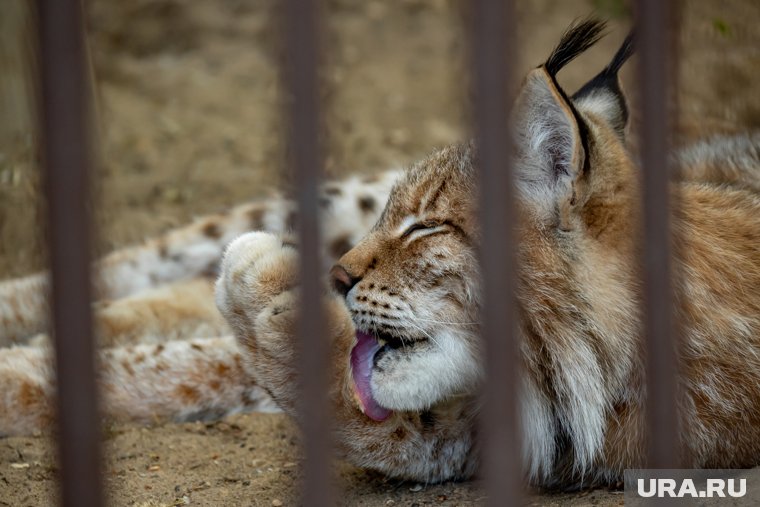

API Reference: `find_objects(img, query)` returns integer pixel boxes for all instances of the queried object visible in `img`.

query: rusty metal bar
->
[637,0,680,468]
[36,0,104,506]
[283,0,332,504]
[472,0,521,504]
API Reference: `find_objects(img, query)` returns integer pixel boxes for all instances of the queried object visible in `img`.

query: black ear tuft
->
[572,32,635,136]
[573,32,634,95]
[544,18,608,78]
[604,32,634,76]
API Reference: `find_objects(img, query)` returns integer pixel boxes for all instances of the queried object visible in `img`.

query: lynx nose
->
[330,264,360,297]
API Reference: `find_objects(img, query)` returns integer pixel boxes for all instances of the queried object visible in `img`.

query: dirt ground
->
[1,0,759,505]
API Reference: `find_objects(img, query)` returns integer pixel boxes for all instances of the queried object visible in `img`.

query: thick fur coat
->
[0,20,758,490]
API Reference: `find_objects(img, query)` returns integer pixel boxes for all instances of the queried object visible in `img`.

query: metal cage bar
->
[36,0,104,506]
[32,1,684,503]
[472,1,521,505]
[283,0,333,505]
[637,0,680,469]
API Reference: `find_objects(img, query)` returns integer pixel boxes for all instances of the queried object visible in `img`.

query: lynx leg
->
[93,277,228,347]
[0,335,274,436]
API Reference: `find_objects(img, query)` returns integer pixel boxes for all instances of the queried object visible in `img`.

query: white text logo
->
[637,478,746,498]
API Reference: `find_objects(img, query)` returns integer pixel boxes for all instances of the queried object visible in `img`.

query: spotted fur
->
[0,170,399,434]
[1,21,759,492]
[218,23,760,488]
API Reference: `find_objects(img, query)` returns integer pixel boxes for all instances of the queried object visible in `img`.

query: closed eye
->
[400,220,449,244]
[401,223,424,238]
[401,220,441,238]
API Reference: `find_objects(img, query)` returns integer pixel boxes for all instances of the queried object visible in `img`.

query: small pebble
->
[272,500,283,506]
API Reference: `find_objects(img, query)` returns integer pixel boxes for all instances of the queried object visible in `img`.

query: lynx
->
[1,20,759,489]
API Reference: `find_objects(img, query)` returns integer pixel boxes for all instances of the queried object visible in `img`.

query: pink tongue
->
[350,331,392,421]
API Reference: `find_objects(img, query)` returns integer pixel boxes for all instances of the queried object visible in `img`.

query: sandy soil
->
[1,0,759,505]
[0,413,628,507]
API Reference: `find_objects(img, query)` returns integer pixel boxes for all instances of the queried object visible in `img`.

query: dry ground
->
[0,0,759,505]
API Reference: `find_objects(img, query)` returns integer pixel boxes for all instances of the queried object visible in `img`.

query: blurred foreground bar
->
[637,0,680,468]
[36,0,103,506]
[472,0,521,505]
[283,0,332,505]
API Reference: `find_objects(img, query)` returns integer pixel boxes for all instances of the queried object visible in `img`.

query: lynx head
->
[332,20,639,429]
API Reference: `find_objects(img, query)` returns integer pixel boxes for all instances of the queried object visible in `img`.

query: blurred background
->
[1,0,759,279]
[1,1,759,505]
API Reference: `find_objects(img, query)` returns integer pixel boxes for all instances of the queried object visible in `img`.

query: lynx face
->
[331,145,483,417]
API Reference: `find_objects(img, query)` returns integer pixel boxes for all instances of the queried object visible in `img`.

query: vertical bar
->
[637,0,679,468]
[472,1,521,505]
[36,1,103,506]
[282,0,332,505]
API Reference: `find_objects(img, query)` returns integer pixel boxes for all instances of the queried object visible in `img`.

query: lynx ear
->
[513,19,605,218]
[513,68,585,208]
[572,33,634,138]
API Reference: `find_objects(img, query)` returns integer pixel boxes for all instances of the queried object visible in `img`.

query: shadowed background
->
[0,0,758,505]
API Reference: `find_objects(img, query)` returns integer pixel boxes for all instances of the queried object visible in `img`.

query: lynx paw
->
[215,232,298,329]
